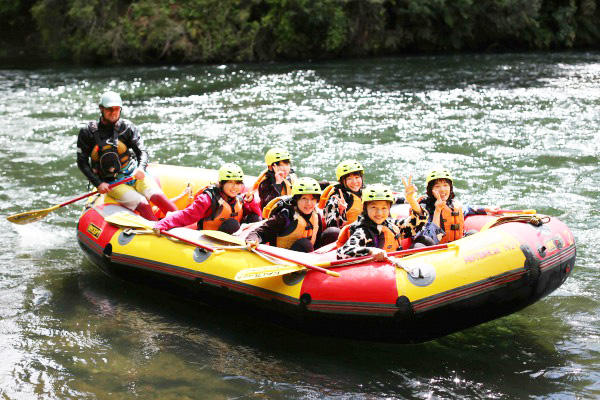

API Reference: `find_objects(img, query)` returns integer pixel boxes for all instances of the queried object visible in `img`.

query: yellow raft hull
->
[77,164,576,343]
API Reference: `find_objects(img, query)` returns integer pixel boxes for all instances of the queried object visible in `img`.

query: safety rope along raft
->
[488,214,551,229]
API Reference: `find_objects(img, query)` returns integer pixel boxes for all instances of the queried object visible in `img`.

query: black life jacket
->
[89,122,132,180]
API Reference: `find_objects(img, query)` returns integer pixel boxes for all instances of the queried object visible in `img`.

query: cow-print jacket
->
[336,208,429,259]
[324,186,407,229]
[323,185,359,228]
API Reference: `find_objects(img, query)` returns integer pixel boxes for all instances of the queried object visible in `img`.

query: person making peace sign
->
[415,168,499,244]
[336,176,429,260]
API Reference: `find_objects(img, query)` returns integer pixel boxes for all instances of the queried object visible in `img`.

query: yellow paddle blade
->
[104,212,155,230]
[234,265,306,281]
[6,205,60,225]
[200,230,246,246]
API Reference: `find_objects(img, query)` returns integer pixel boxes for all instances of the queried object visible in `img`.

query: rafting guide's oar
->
[234,243,457,281]
[6,176,135,225]
[104,212,221,253]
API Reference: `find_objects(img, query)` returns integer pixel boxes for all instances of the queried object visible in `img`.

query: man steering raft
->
[76,91,176,220]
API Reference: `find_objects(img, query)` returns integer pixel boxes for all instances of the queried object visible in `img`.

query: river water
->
[0,53,598,399]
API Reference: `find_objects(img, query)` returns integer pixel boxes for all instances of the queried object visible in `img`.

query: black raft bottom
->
[78,238,574,344]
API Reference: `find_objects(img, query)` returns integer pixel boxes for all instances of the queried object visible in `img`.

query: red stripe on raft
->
[540,247,575,270]
[109,253,300,305]
[307,303,396,316]
[413,270,526,312]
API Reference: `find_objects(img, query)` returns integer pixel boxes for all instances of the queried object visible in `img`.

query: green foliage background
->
[2,0,599,64]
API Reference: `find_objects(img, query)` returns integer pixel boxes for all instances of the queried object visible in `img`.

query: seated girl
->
[320,159,365,229]
[153,163,261,235]
[252,147,297,209]
[337,179,430,260]
[245,177,337,253]
[321,159,407,229]
[417,168,498,244]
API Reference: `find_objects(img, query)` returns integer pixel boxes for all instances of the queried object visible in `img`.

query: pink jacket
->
[154,192,261,231]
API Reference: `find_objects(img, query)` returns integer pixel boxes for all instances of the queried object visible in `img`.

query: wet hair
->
[426,178,455,200]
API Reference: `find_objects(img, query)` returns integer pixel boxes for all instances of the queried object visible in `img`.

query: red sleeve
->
[243,196,262,218]
[154,193,213,231]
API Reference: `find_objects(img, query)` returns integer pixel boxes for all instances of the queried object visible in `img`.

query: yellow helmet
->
[335,159,364,181]
[265,148,291,166]
[425,168,453,186]
[362,184,394,203]
[218,163,244,181]
[291,177,322,196]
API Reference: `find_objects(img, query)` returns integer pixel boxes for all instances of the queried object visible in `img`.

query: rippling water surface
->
[0,53,598,399]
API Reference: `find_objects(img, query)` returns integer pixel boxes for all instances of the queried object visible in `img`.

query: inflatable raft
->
[77,164,576,343]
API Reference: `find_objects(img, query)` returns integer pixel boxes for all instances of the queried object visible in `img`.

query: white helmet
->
[99,91,123,108]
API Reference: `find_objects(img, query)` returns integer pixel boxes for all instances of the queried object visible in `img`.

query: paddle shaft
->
[159,230,217,253]
[255,245,340,277]
[60,176,135,207]
[323,243,452,267]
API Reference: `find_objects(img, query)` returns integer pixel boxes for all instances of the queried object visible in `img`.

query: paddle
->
[104,212,220,253]
[105,213,339,277]
[198,230,340,278]
[324,243,456,268]
[234,265,306,281]
[6,176,135,225]
[234,243,456,281]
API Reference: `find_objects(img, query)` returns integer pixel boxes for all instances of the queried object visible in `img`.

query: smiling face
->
[366,200,391,225]
[100,106,121,124]
[296,194,318,214]
[343,172,363,192]
[222,180,244,198]
[273,160,291,177]
[431,179,452,202]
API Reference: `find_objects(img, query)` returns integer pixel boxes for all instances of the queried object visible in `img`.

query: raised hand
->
[402,175,423,214]
[273,164,285,184]
[337,189,348,213]
[243,191,255,203]
[433,188,445,210]
[402,175,417,200]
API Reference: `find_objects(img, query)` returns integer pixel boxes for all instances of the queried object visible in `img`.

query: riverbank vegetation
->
[2,0,599,64]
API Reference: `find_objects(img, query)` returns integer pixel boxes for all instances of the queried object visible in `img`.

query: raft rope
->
[488,214,551,229]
